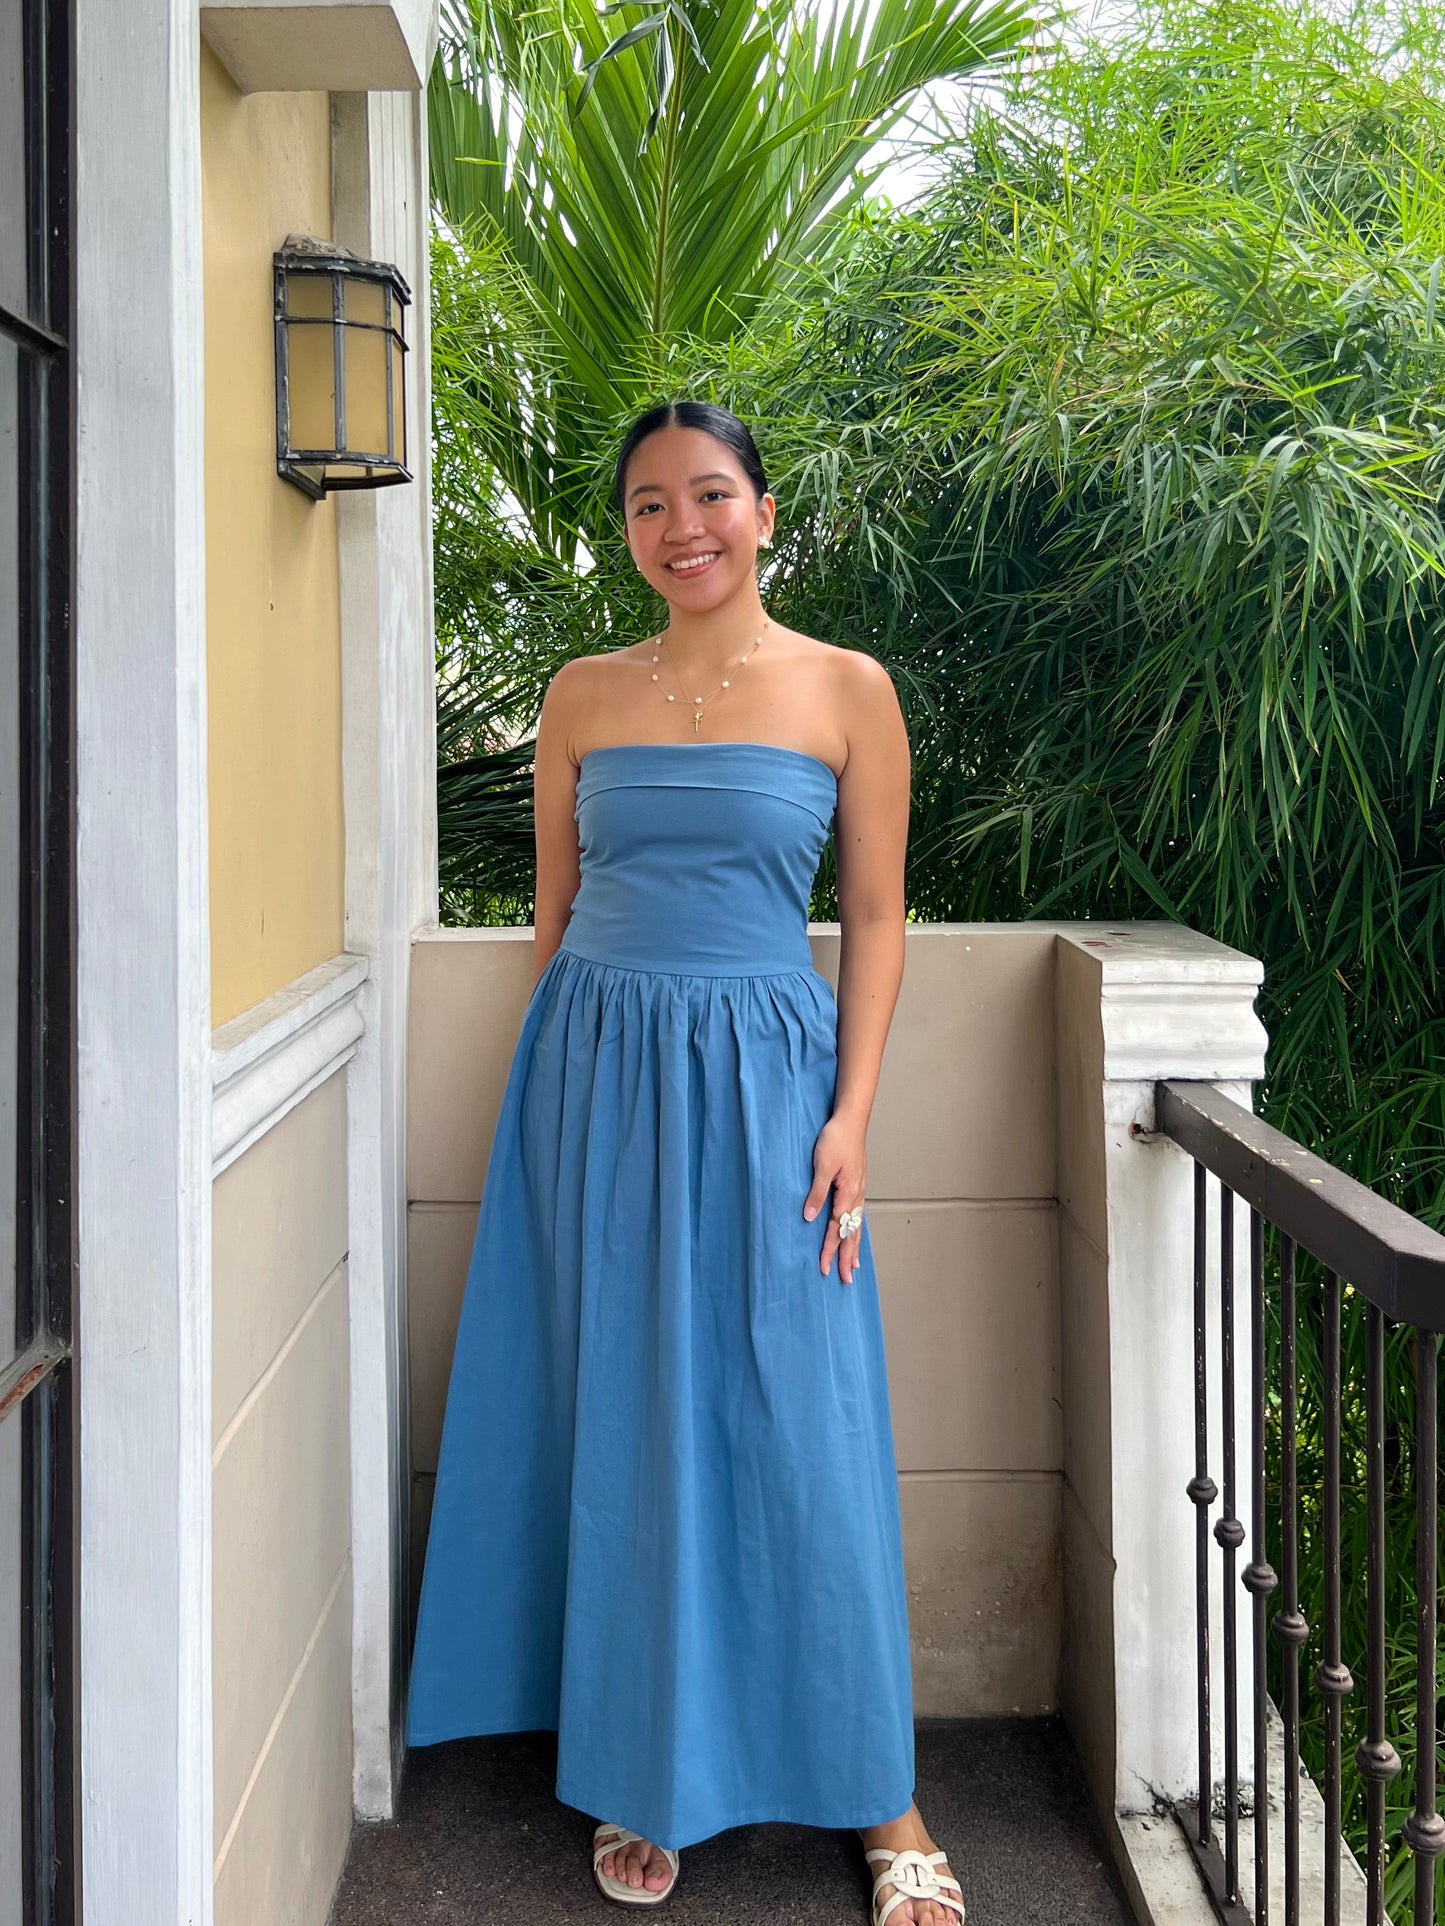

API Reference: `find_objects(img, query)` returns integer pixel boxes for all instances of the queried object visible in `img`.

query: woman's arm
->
[803,649,912,1281]
[530,661,589,984]
[831,650,912,1124]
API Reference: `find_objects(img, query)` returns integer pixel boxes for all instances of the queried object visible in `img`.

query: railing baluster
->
[1155,1083,1445,1926]
[1355,1299,1401,1926]
[1188,1159,1218,1851]
[1315,1269,1354,1926]
[1271,1233,1307,1926]
[1404,1329,1444,1925]
[1217,1183,1246,1901]
[1242,1208,1278,1923]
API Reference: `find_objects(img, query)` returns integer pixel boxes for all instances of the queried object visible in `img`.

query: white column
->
[75,0,213,1918]
[1055,925,1267,1827]
[332,78,440,1821]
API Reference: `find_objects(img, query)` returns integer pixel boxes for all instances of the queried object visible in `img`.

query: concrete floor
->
[328,1718,1136,1924]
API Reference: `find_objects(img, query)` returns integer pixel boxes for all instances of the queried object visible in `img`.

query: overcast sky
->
[865,0,1130,205]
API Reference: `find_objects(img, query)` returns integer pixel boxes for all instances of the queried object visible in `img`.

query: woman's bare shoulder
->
[779,628,898,696]
[543,646,643,705]
[550,640,653,687]
[539,646,655,762]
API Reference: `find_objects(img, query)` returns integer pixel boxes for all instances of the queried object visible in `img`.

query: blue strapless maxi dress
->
[406,741,916,1850]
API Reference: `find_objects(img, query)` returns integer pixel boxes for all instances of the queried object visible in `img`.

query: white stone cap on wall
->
[1055,920,1268,1084]
[201,0,442,93]
[839,918,1269,1083]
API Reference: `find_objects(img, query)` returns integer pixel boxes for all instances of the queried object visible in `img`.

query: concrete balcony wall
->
[406,933,539,1650]
[406,924,1068,1718]
[857,927,1062,1715]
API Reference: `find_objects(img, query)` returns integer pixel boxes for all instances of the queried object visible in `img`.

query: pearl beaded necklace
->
[649,618,770,734]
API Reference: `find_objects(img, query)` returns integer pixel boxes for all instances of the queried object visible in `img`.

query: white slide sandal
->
[865,1845,966,1926]
[592,1823,681,1907]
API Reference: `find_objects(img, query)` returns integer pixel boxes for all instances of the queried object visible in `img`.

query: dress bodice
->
[558,742,838,976]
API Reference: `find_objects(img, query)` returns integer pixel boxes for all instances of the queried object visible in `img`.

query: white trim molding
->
[76,0,213,1917]
[333,85,439,1821]
[200,0,440,93]
[211,953,370,1176]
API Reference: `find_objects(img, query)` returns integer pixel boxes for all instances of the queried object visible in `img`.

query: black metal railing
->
[1155,1081,1445,1926]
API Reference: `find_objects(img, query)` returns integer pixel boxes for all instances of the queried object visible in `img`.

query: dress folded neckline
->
[578,740,839,783]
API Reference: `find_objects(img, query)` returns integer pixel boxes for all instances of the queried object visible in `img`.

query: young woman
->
[407,400,964,1926]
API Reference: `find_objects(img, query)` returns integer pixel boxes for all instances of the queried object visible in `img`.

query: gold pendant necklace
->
[648,618,770,734]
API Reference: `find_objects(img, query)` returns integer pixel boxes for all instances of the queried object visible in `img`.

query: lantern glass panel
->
[391,338,407,462]
[287,316,337,452]
[344,277,388,328]
[343,322,389,459]
[285,271,335,320]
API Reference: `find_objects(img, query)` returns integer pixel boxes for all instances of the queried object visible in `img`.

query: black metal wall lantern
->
[274,233,412,499]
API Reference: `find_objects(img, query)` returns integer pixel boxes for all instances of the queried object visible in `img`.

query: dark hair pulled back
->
[613,400,768,516]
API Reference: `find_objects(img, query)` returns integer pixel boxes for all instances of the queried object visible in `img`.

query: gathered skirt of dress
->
[406,743,916,1851]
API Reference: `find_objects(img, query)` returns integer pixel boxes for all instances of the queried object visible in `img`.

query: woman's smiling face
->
[621,424,775,611]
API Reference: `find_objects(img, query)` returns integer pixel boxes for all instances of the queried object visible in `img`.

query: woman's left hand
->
[804,1112,868,1284]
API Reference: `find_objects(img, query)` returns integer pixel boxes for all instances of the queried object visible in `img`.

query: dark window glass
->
[0,0,75,1916]
[0,2,26,320]
[1,334,16,1373]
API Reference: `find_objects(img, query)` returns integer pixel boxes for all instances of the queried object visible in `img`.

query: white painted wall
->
[1105,1081,1260,1812]
[333,82,439,1820]
[75,0,213,1919]
[1052,927,1267,1832]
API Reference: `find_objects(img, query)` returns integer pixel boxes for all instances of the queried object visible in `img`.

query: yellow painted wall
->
[202,43,345,1027]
